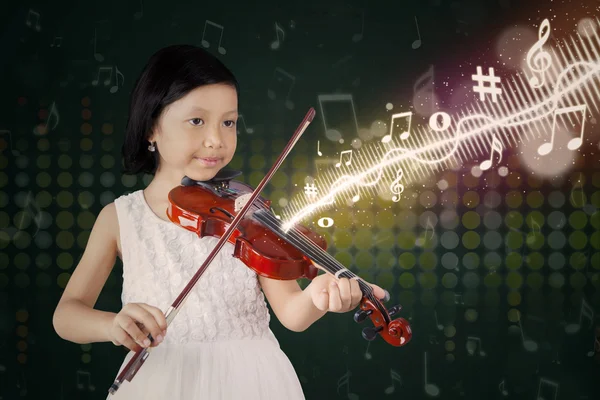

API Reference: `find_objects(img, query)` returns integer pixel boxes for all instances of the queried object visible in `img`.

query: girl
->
[52,44,387,400]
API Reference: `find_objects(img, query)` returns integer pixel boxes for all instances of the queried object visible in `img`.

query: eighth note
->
[537,104,586,156]
[479,135,503,171]
[384,369,402,394]
[270,22,285,50]
[336,370,359,400]
[201,20,227,55]
[335,150,353,167]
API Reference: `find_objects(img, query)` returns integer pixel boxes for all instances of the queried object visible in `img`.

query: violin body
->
[167,175,321,281]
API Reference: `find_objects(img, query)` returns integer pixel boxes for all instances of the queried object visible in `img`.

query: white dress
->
[106,189,305,399]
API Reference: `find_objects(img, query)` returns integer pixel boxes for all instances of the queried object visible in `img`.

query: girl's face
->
[150,83,238,182]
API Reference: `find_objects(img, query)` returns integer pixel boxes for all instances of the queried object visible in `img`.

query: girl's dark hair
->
[122,44,240,175]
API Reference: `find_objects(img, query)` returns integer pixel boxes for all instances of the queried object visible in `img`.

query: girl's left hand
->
[307,264,389,313]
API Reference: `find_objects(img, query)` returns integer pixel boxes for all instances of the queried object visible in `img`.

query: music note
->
[237,115,254,134]
[390,168,405,202]
[50,36,62,48]
[26,9,41,31]
[466,336,486,356]
[536,377,559,400]
[517,313,538,352]
[76,369,95,391]
[201,20,227,55]
[317,94,359,141]
[317,140,323,156]
[570,173,585,208]
[110,66,124,94]
[0,130,20,156]
[351,188,360,203]
[499,379,508,396]
[364,341,372,360]
[434,311,443,330]
[454,293,463,305]
[416,217,435,246]
[270,22,285,50]
[384,369,402,394]
[479,136,503,171]
[413,65,436,117]
[16,191,44,238]
[267,67,295,110]
[423,352,440,397]
[526,19,552,88]
[527,218,541,245]
[44,101,60,132]
[382,112,412,143]
[412,16,422,49]
[565,298,594,334]
[537,104,586,156]
[92,66,112,87]
[336,370,359,400]
[335,150,353,167]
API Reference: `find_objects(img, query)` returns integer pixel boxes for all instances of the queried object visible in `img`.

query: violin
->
[108,108,412,395]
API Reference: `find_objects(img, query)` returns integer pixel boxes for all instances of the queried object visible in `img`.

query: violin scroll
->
[354,298,412,347]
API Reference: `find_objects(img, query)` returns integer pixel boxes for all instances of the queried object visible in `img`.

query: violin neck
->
[253,210,374,297]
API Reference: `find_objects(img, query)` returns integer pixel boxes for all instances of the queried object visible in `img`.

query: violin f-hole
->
[209,207,234,220]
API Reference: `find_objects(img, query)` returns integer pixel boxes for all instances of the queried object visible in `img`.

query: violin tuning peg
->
[362,325,383,341]
[353,308,373,323]
[388,305,402,317]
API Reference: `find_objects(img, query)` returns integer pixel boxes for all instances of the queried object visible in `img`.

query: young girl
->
[52,44,387,399]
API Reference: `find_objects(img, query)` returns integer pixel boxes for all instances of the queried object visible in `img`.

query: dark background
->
[0,0,599,399]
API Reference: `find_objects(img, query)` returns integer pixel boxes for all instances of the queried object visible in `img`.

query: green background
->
[1,0,599,399]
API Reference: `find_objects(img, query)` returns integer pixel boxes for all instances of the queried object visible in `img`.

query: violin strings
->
[254,210,374,296]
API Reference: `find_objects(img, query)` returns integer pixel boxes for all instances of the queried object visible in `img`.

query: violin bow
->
[108,107,316,395]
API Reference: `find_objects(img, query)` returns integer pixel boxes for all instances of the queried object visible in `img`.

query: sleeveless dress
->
[106,189,305,400]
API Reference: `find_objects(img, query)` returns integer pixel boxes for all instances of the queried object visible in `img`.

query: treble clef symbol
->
[526,18,552,88]
[390,168,405,202]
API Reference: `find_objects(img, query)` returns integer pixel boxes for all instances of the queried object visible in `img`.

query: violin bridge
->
[234,193,253,212]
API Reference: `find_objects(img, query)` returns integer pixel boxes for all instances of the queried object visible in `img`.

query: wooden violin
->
[108,108,412,396]
[168,172,413,347]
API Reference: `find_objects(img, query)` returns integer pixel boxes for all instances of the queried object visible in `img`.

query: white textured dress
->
[106,189,305,399]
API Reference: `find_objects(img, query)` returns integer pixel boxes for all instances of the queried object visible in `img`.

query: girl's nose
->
[203,129,224,148]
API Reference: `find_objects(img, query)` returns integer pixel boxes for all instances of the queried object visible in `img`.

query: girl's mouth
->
[195,157,222,167]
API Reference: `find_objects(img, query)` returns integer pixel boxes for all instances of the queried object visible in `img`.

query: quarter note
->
[0,130,20,156]
[352,9,364,42]
[270,22,285,50]
[93,27,104,62]
[517,313,538,352]
[364,341,372,360]
[201,20,227,55]
[537,104,586,156]
[423,351,440,397]
[434,310,443,330]
[317,140,322,156]
[412,16,422,49]
[498,379,508,396]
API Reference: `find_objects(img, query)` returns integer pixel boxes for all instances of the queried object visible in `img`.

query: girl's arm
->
[52,203,120,344]
[258,268,386,332]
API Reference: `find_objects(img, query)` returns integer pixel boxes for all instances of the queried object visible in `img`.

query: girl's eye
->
[189,118,204,126]
[223,120,236,128]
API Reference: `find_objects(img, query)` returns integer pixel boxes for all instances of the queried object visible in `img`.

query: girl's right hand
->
[107,303,168,352]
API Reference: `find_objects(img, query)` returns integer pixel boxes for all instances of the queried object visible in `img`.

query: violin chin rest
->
[181,169,243,186]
